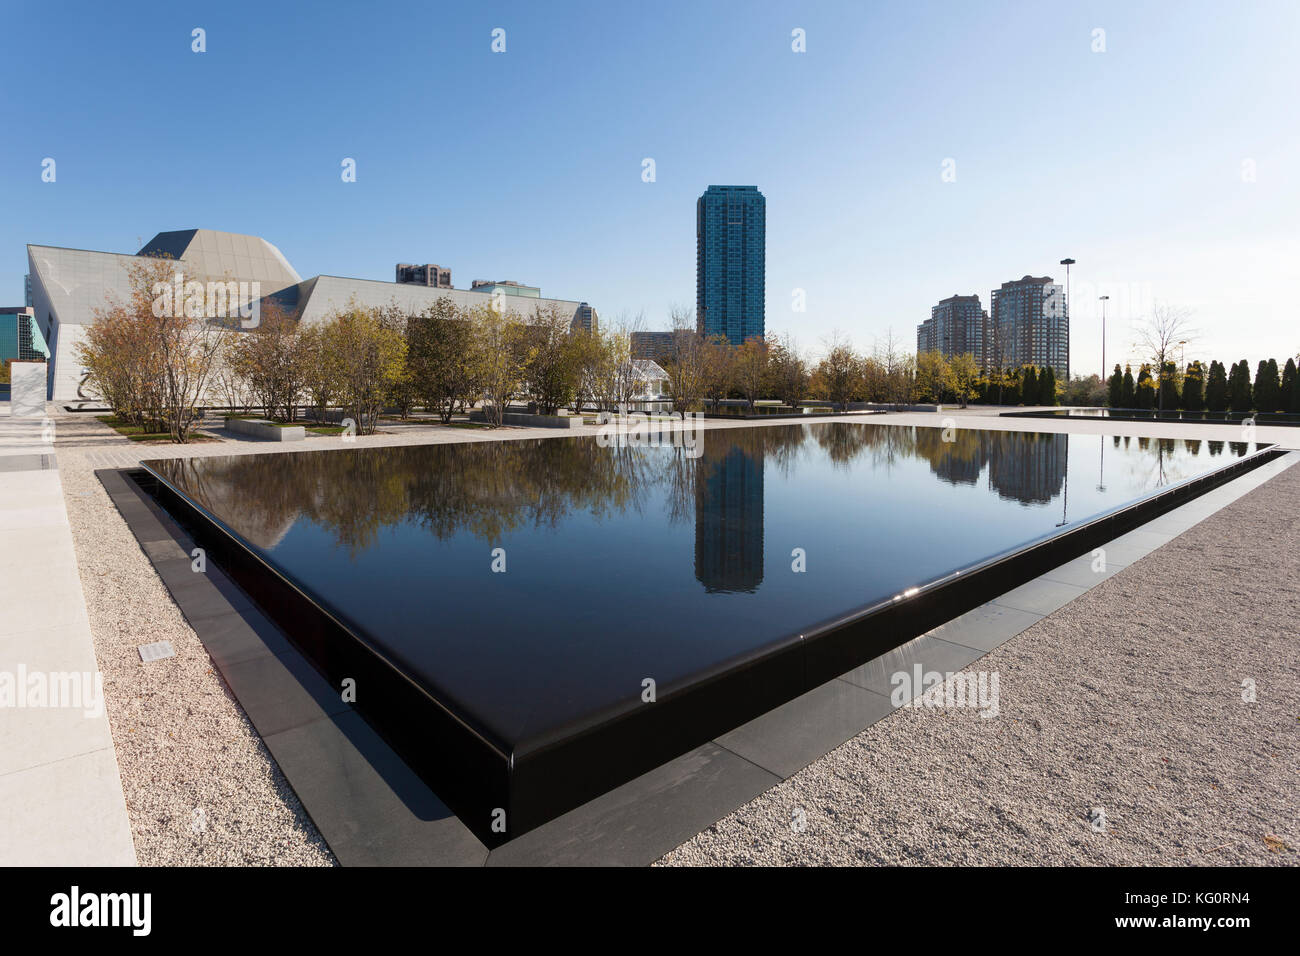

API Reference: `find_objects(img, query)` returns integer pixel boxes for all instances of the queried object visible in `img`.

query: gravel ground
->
[52,409,1299,866]
[660,463,1300,866]
[57,416,335,866]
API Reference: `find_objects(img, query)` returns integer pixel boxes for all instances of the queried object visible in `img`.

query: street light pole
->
[1099,294,1109,381]
[1059,258,1075,380]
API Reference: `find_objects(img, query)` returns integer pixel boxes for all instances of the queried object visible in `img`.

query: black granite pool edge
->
[122,442,1284,846]
[127,467,513,844]
[1001,409,1300,427]
[801,444,1283,683]
[506,444,1286,828]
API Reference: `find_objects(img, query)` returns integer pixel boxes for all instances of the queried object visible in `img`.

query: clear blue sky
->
[4,0,1297,375]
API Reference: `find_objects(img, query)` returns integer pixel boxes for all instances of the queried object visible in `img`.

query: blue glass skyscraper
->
[696,185,765,345]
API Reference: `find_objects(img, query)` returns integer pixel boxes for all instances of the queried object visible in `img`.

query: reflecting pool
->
[143,423,1263,760]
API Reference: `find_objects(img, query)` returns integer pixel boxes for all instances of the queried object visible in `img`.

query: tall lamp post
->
[1099,294,1109,380]
[1059,258,1075,380]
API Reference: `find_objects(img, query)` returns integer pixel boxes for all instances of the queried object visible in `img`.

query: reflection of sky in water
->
[143,425,1264,747]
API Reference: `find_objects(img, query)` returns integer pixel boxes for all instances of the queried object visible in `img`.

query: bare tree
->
[873,327,915,406]
[661,305,706,419]
[701,335,735,410]
[985,313,1013,404]
[1133,303,1198,411]
[602,312,642,414]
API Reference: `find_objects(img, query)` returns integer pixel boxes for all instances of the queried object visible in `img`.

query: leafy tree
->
[1039,366,1057,405]
[1204,360,1228,412]
[813,334,864,412]
[947,353,980,408]
[1002,367,1022,406]
[570,328,608,415]
[1063,373,1105,407]
[407,297,479,423]
[1181,361,1204,411]
[1282,357,1299,413]
[229,300,308,422]
[1021,366,1038,406]
[523,303,581,415]
[733,335,770,410]
[1228,359,1253,412]
[79,255,223,441]
[300,322,346,422]
[1253,358,1280,412]
[701,335,735,411]
[473,305,532,427]
[1135,364,1155,409]
[914,350,948,404]
[1107,364,1123,407]
[1158,361,1179,411]
[767,333,810,410]
[80,261,166,428]
[326,303,408,434]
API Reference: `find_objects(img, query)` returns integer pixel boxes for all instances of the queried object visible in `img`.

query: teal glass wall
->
[696,185,765,346]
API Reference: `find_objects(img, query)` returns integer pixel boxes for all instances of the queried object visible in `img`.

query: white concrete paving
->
[0,403,136,865]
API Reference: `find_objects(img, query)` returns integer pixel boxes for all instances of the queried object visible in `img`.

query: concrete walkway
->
[0,402,135,865]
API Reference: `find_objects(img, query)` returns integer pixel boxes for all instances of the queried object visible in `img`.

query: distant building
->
[572,302,598,334]
[630,360,669,400]
[697,185,765,345]
[395,263,452,288]
[990,275,1068,379]
[917,294,988,367]
[26,229,597,401]
[0,306,49,364]
[470,280,540,299]
[630,330,675,362]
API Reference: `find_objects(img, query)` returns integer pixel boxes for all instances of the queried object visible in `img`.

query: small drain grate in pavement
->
[138,641,176,663]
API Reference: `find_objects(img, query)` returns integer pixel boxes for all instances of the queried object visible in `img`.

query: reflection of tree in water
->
[813,420,916,471]
[151,425,1258,569]
[406,439,653,544]
[152,440,655,556]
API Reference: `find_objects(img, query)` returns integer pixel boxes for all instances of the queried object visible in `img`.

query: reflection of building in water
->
[695,444,765,593]
[913,427,1066,504]
[986,432,1067,504]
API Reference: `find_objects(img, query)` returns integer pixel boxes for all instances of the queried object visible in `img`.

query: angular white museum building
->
[26,229,598,402]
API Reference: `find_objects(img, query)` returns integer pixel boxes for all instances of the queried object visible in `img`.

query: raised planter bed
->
[468,411,581,429]
[225,417,306,441]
